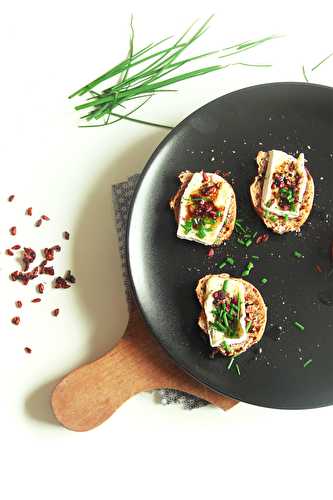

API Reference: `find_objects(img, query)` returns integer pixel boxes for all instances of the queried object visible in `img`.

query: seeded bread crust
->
[250,151,315,234]
[169,171,236,245]
[196,273,267,357]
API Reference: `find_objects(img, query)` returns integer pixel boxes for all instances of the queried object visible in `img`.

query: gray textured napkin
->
[112,174,208,409]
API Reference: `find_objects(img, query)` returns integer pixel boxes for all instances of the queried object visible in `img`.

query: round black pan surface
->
[127,82,333,409]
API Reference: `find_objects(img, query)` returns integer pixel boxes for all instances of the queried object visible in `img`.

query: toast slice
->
[250,151,315,234]
[196,273,267,357]
[170,171,236,245]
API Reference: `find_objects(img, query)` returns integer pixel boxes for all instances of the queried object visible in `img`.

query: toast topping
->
[177,171,232,245]
[203,276,248,348]
[261,150,307,219]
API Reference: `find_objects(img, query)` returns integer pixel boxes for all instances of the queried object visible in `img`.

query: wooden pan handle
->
[51,308,236,431]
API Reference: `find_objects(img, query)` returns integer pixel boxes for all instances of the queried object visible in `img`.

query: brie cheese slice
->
[261,150,307,219]
[203,276,247,348]
[177,172,233,245]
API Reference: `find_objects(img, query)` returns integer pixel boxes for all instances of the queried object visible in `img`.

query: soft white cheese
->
[261,150,307,218]
[177,172,232,245]
[203,276,247,348]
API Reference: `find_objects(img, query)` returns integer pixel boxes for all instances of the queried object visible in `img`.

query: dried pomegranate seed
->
[44,247,54,261]
[32,298,41,303]
[222,171,231,178]
[24,347,32,354]
[26,207,32,216]
[22,247,36,271]
[52,245,61,252]
[10,226,16,236]
[315,264,323,273]
[8,194,15,202]
[63,231,70,240]
[11,271,19,281]
[15,300,23,308]
[6,249,14,256]
[11,316,20,325]
[35,219,42,227]
[52,308,60,317]
[208,248,215,258]
[37,283,44,294]
[41,215,50,221]
[255,233,270,245]
[11,244,21,250]
[42,266,54,276]
[65,270,76,284]
[54,276,70,289]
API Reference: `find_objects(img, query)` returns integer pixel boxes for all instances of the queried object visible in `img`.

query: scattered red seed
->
[52,245,61,252]
[16,300,23,308]
[255,233,270,245]
[10,226,16,236]
[65,270,76,284]
[54,276,70,289]
[11,316,20,325]
[11,244,21,250]
[26,207,32,216]
[202,171,209,182]
[41,215,50,221]
[221,171,231,178]
[208,248,215,258]
[24,347,32,354]
[35,219,42,227]
[52,308,60,317]
[44,247,55,261]
[315,264,323,273]
[8,194,15,202]
[22,247,36,271]
[42,266,54,276]
[37,283,44,294]
[11,271,19,281]
[6,249,14,256]
[32,298,41,303]
[63,231,70,240]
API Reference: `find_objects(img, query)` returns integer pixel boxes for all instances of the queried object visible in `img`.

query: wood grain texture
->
[51,307,237,431]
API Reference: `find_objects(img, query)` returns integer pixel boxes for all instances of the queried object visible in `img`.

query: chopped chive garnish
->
[237,238,245,245]
[242,270,250,277]
[261,277,268,284]
[245,239,252,247]
[226,257,235,265]
[235,363,241,376]
[269,215,278,222]
[252,255,260,260]
[294,321,305,331]
[237,292,242,318]
[223,280,229,292]
[227,357,234,370]
[223,311,229,327]
[293,250,303,259]
[303,358,312,368]
[247,261,254,270]
[246,320,252,332]
[284,214,289,221]
[222,340,231,353]
[253,231,258,239]
[235,220,246,233]
[218,261,226,269]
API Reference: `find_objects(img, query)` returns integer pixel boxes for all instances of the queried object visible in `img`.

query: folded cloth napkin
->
[112,174,208,409]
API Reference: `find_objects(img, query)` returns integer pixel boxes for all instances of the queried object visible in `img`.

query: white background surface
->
[1,1,333,498]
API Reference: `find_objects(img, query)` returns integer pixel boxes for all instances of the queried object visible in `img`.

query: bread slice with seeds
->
[250,151,315,234]
[170,170,236,245]
[196,273,267,357]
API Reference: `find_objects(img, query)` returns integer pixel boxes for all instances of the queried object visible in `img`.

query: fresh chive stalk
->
[293,251,303,259]
[303,358,312,368]
[294,321,305,331]
[69,18,277,129]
